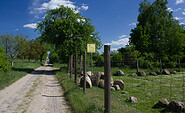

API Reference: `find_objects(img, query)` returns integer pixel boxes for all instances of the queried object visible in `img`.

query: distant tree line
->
[0,33,48,72]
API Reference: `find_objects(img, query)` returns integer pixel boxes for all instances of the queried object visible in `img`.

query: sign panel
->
[87,44,96,53]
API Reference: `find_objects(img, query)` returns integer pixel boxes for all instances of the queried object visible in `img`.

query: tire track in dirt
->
[23,65,70,113]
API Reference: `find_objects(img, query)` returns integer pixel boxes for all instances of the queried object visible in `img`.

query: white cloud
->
[104,38,129,47]
[176,0,184,4]
[168,8,174,12]
[111,47,121,51]
[180,22,185,25]
[23,23,37,29]
[183,12,185,15]
[81,4,88,11]
[31,0,88,15]
[15,29,19,31]
[174,16,184,20]
[119,35,127,39]
[168,7,181,12]
[35,0,76,13]
[129,22,136,26]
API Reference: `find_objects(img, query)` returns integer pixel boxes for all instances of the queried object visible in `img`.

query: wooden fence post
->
[104,45,111,113]
[136,58,139,73]
[75,53,78,83]
[83,51,86,94]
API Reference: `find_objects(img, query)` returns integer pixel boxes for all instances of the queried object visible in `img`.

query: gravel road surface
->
[0,64,70,113]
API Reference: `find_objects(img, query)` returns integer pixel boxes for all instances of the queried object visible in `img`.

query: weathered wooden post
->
[136,58,139,73]
[70,55,73,79]
[75,53,78,83]
[83,51,86,94]
[104,45,111,113]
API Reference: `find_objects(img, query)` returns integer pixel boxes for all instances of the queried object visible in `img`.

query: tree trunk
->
[40,57,43,63]
[68,56,70,74]
[11,60,14,67]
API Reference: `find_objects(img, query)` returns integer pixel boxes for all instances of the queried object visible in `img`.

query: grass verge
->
[0,59,44,90]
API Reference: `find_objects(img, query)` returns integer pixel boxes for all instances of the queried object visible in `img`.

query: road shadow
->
[45,84,60,87]
[42,95,64,98]
[12,67,35,73]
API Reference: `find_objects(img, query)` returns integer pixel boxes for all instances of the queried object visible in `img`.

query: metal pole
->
[75,53,78,83]
[104,45,111,113]
[83,51,86,94]
[91,52,93,76]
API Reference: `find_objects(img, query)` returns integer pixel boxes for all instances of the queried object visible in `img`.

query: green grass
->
[0,59,44,90]
[55,63,185,113]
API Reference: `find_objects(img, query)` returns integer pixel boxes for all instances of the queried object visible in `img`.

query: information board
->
[87,44,96,53]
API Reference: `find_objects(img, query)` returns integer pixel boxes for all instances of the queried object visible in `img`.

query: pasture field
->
[55,63,185,113]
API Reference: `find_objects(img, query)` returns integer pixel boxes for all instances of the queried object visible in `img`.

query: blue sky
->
[0,0,185,52]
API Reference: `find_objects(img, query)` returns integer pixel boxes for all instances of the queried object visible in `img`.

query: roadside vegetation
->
[0,59,44,90]
[0,33,49,90]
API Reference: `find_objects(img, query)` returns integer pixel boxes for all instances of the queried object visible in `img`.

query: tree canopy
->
[129,0,185,59]
[37,5,102,61]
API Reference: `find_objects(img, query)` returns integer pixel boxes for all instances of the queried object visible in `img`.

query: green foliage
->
[0,33,28,66]
[111,52,123,67]
[0,59,43,90]
[92,52,104,67]
[129,0,185,59]
[0,46,11,72]
[118,45,141,68]
[49,51,59,63]
[37,5,102,62]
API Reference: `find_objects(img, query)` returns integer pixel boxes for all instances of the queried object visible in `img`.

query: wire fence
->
[68,53,185,112]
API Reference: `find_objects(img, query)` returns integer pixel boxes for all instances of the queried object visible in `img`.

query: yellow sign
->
[87,44,96,53]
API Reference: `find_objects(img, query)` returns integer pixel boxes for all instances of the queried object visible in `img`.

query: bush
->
[0,47,11,72]
[93,52,104,67]
[49,52,59,63]
[111,52,123,67]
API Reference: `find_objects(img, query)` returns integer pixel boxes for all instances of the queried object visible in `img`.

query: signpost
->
[87,44,96,53]
[87,44,95,77]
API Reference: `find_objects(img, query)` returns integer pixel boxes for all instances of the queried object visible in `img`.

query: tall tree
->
[37,5,102,62]
[129,0,185,59]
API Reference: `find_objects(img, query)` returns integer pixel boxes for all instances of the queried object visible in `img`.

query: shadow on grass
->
[12,68,45,75]
[12,67,35,73]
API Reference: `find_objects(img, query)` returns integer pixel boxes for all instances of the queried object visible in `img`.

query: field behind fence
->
[63,46,185,113]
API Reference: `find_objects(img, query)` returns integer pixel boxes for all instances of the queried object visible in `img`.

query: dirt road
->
[0,65,70,113]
